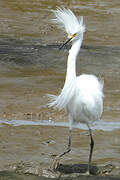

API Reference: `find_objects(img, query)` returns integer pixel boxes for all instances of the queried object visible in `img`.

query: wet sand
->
[0,0,120,179]
[0,124,120,178]
[0,39,120,179]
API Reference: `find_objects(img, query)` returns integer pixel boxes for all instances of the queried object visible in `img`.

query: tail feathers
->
[100,78,104,90]
[98,77,104,91]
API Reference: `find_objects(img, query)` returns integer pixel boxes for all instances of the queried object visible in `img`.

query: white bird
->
[48,7,104,174]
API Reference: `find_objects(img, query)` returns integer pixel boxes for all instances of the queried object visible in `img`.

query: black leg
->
[88,127,94,174]
[51,129,72,170]
[59,129,72,158]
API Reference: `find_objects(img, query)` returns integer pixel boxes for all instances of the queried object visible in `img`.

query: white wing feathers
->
[48,80,75,110]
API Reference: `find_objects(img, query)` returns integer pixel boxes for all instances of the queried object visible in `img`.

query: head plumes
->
[52,7,85,37]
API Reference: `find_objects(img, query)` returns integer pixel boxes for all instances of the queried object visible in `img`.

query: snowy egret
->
[48,7,104,174]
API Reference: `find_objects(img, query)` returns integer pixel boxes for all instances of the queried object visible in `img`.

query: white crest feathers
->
[52,7,85,35]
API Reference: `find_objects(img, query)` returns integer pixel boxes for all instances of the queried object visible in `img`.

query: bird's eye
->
[72,33,77,38]
[68,33,77,39]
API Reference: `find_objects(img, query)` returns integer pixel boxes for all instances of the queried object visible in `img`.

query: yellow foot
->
[50,154,61,171]
[84,170,90,176]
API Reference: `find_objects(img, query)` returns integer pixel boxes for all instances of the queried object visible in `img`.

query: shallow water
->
[1,119,120,132]
[0,0,120,178]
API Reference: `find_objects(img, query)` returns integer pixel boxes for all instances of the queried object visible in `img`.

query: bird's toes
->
[50,155,61,171]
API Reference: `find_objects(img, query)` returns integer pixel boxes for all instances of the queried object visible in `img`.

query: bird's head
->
[52,7,85,49]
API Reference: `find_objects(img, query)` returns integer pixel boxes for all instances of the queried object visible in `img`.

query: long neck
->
[64,37,83,86]
[54,37,83,109]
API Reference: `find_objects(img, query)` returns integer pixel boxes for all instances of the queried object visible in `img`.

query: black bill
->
[59,37,72,50]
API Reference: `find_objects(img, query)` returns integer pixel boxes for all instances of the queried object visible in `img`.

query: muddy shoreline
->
[0,37,119,179]
[0,0,120,179]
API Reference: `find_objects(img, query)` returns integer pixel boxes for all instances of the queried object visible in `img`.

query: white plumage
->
[52,7,85,35]
[48,7,104,174]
